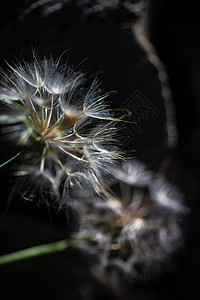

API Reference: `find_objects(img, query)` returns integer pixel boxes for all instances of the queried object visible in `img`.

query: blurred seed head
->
[19,0,147,19]
[74,159,188,287]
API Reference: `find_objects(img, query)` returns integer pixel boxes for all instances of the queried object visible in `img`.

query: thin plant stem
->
[0,151,22,175]
[0,236,90,265]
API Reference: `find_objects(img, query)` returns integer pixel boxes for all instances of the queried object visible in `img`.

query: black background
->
[0,1,200,299]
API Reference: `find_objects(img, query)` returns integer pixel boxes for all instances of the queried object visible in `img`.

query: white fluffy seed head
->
[0,55,122,206]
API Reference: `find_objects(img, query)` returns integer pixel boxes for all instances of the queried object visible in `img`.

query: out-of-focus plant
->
[0,54,188,289]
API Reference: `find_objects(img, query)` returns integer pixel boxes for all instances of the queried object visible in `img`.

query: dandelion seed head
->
[0,54,121,206]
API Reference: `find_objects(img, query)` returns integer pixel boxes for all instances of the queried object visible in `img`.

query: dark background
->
[0,0,200,299]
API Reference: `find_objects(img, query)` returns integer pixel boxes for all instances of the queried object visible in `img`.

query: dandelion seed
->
[115,159,152,186]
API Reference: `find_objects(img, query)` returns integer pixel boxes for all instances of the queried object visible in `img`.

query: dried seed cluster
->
[0,56,121,205]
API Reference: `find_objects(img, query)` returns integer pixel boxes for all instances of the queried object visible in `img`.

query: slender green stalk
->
[0,236,89,265]
[0,151,22,175]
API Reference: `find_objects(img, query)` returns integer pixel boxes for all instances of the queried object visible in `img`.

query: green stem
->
[0,151,23,175]
[0,236,89,265]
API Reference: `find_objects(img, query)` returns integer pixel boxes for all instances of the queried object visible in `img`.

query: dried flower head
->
[75,160,188,287]
[0,55,121,206]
